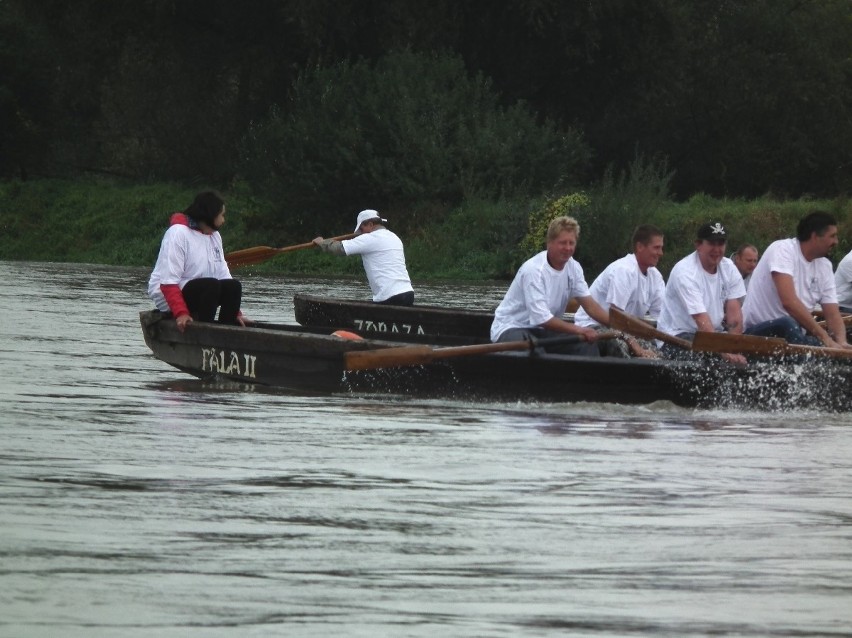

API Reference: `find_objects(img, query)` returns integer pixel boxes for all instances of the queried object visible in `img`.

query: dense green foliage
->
[3,1,852,283]
[241,51,589,236]
[3,179,851,285]
[517,193,591,262]
[0,180,258,267]
[2,0,851,210]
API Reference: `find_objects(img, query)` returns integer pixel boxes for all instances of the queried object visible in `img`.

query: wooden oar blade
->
[225,246,280,269]
[786,343,852,359]
[345,341,535,371]
[345,345,436,371]
[692,330,852,359]
[691,331,787,356]
[608,309,656,340]
[225,232,358,269]
[344,333,613,372]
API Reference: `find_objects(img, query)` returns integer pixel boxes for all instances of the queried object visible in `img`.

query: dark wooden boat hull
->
[293,293,660,344]
[140,311,852,409]
[293,292,494,342]
[141,310,694,403]
[141,311,354,393]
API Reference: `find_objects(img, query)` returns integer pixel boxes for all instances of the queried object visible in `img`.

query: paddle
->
[225,233,357,269]
[608,307,692,349]
[691,331,852,360]
[344,331,620,371]
[816,313,852,328]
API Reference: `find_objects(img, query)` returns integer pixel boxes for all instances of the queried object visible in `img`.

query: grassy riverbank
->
[1,178,851,281]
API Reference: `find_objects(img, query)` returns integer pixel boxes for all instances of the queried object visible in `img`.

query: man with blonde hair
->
[490,216,609,356]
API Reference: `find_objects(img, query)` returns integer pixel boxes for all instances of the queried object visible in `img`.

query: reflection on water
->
[1,261,852,637]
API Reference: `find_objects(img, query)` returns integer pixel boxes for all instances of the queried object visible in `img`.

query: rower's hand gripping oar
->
[608,307,692,349]
[816,313,852,328]
[225,233,357,269]
[343,331,620,372]
[609,307,754,364]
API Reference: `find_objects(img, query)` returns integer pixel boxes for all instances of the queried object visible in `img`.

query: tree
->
[0,1,58,178]
[240,50,590,234]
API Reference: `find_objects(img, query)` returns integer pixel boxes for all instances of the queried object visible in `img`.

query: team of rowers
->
[491,211,852,360]
[147,191,851,362]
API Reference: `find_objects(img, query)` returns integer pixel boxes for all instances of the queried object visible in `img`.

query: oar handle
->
[277,232,357,254]
[528,330,620,350]
[344,331,621,371]
[816,313,852,328]
[608,307,691,349]
[225,232,357,268]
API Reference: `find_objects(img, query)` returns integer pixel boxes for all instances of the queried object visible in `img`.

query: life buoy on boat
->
[331,330,364,341]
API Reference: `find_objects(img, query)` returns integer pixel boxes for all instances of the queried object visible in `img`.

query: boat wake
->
[670,356,852,412]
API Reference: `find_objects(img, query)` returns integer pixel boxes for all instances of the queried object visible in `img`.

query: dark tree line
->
[2,0,851,201]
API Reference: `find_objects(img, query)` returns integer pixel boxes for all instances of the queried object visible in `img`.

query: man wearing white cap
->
[313,209,414,306]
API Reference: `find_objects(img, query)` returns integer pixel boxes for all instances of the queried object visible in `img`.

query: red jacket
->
[158,213,192,318]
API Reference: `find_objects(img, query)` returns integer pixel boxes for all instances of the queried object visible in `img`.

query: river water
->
[1,260,851,637]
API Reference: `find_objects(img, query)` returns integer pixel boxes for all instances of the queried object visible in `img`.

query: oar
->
[691,331,852,360]
[608,307,691,349]
[225,233,357,269]
[344,331,620,371]
[816,313,852,328]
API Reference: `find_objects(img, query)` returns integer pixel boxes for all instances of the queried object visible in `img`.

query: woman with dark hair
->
[148,191,248,333]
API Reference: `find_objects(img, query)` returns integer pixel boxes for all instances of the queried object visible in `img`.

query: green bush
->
[3,178,850,285]
[0,178,266,266]
[651,194,852,275]
[576,154,674,275]
[516,192,591,264]
[405,197,531,279]
[508,155,674,278]
[240,50,590,236]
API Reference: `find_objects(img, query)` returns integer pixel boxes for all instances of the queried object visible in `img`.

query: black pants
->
[181,278,242,324]
[496,327,600,357]
[376,291,415,306]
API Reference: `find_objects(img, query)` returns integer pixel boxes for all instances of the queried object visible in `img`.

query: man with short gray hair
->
[731,244,759,291]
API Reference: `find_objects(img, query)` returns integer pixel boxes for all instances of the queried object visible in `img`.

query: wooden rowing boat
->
[139,310,852,410]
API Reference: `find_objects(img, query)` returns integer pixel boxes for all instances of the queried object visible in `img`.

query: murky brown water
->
[2,260,851,637]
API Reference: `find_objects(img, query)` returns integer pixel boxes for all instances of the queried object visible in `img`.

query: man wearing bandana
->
[656,222,746,364]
